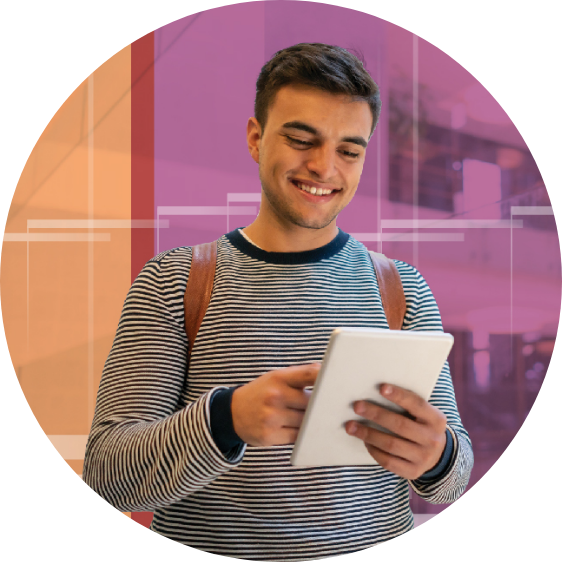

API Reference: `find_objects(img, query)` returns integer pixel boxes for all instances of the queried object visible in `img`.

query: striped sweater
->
[83,229,473,561]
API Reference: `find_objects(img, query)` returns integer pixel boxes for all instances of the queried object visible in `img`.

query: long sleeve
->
[396,261,474,504]
[82,248,245,512]
[80,233,472,557]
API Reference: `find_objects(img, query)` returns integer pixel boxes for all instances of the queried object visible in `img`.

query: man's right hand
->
[231,363,320,447]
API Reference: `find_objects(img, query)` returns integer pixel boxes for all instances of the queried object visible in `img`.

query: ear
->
[247,117,262,164]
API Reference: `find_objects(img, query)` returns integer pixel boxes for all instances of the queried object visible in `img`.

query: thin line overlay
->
[88,74,95,427]
[412,34,419,267]
[381,219,523,229]
[26,225,29,356]
[377,43,382,254]
[4,234,111,242]
[511,206,553,216]
[351,233,464,242]
[510,209,514,368]
[27,219,169,229]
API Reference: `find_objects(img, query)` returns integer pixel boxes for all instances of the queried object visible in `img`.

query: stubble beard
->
[259,172,342,231]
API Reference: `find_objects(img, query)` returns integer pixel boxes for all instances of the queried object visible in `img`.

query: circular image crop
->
[1,1,560,560]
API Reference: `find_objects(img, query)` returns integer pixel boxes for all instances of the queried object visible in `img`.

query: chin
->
[290,214,337,230]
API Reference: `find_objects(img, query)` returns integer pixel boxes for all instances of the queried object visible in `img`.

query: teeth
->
[296,182,333,196]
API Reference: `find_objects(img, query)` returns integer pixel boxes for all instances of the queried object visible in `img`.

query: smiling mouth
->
[291,180,341,196]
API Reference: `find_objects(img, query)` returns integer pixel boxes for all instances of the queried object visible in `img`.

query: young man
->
[83,44,473,560]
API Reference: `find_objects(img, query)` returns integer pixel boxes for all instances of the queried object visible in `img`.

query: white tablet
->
[290,327,454,466]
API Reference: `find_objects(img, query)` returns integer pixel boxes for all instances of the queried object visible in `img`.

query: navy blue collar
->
[225,228,350,265]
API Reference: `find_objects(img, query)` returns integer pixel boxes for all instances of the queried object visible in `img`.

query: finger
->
[276,427,299,445]
[345,421,423,464]
[282,386,312,410]
[262,407,305,430]
[279,408,305,429]
[379,384,445,427]
[281,363,321,389]
[352,401,429,444]
[363,443,420,480]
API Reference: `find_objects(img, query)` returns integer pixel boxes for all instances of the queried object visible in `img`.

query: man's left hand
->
[345,384,447,480]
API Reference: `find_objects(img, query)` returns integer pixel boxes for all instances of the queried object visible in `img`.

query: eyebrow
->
[281,120,368,148]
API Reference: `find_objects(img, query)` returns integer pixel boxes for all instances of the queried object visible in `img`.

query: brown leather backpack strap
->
[184,241,218,364]
[368,251,407,330]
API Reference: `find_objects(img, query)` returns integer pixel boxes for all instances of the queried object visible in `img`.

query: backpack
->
[184,241,406,364]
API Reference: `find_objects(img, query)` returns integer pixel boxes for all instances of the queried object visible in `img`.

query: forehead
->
[267,85,372,139]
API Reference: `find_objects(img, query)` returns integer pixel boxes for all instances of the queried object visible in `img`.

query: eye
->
[285,135,361,160]
[286,135,313,148]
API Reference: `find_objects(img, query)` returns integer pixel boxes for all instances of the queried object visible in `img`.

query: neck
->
[243,207,339,253]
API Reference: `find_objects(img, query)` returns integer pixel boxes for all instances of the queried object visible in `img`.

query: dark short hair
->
[255,43,381,137]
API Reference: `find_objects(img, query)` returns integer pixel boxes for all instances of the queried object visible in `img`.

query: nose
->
[306,145,337,181]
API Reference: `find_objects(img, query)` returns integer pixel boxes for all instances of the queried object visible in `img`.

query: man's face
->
[247,85,372,231]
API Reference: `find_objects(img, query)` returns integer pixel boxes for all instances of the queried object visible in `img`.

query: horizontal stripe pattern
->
[83,233,473,560]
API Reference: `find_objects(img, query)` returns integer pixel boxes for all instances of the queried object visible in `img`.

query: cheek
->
[349,165,365,190]
[348,178,359,199]
[269,162,283,181]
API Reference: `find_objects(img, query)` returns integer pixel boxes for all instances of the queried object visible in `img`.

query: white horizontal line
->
[27,219,169,229]
[381,219,522,228]
[352,233,464,242]
[157,206,257,216]
[4,233,111,242]
[47,435,89,460]
[511,206,554,215]
[227,193,262,203]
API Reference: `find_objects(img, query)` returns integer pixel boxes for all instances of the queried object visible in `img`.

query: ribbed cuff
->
[209,386,245,455]
[416,426,454,482]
